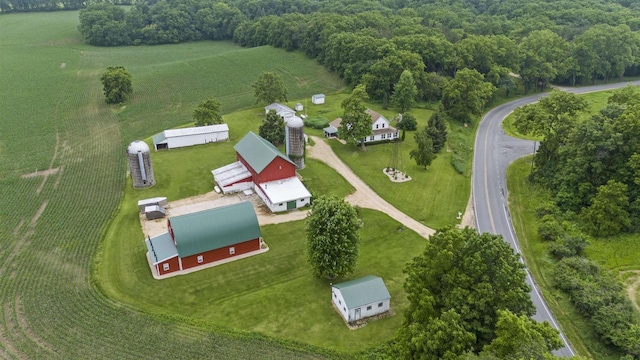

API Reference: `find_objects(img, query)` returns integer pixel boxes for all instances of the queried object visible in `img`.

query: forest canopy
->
[72,0,640,96]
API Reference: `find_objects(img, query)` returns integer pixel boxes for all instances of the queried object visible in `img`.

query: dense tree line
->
[516,87,640,237]
[77,0,640,108]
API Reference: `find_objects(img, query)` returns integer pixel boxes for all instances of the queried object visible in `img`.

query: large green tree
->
[410,126,436,169]
[581,180,630,237]
[252,71,288,105]
[396,227,534,357]
[193,97,223,126]
[338,84,372,150]
[259,110,286,145]
[518,30,570,93]
[305,195,360,279]
[390,70,418,113]
[100,66,132,104]
[440,68,495,123]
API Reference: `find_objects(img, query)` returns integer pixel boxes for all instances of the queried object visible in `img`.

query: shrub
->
[537,214,563,241]
[548,235,588,259]
[304,116,329,129]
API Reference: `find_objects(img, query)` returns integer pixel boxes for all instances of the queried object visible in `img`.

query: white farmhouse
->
[331,275,391,323]
[152,124,229,150]
[328,109,398,143]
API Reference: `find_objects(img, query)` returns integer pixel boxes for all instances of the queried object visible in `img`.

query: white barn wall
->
[166,131,228,149]
[254,184,311,213]
[332,288,350,321]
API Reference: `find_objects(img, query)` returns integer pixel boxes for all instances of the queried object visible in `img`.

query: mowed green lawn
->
[0,10,347,359]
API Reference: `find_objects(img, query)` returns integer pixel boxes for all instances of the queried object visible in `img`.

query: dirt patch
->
[59,63,66,69]
[457,192,476,229]
[20,168,60,179]
[12,219,24,236]
[621,270,640,312]
[30,201,48,228]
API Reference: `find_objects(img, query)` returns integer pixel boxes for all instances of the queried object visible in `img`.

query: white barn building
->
[331,276,391,323]
[254,177,312,212]
[152,124,229,151]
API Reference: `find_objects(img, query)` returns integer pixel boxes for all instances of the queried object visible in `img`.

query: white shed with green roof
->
[331,275,391,322]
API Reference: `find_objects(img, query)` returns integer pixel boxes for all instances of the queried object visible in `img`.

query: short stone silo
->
[127,140,155,189]
[285,116,305,169]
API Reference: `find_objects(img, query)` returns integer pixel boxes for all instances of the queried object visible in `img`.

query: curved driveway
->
[473,80,640,357]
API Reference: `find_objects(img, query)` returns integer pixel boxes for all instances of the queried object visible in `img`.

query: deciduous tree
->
[193,97,223,126]
[305,195,360,279]
[397,227,534,357]
[440,68,495,123]
[100,66,132,104]
[338,84,372,150]
[581,180,630,236]
[259,110,285,145]
[252,71,288,105]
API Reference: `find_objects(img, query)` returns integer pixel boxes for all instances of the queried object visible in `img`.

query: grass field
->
[0,10,345,359]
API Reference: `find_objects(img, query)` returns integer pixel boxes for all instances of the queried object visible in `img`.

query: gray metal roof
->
[212,161,252,187]
[152,132,167,145]
[234,131,295,174]
[332,276,390,309]
[323,125,338,134]
[170,201,261,258]
[146,232,178,264]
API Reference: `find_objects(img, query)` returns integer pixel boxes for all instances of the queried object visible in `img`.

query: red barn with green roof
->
[145,201,262,277]
[234,131,297,183]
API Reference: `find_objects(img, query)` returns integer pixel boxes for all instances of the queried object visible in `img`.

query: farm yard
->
[0,10,345,359]
[0,8,476,359]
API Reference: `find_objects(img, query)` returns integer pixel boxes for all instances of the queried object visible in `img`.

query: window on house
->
[375,124,379,129]
[333,293,336,298]
[339,300,341,305]
[369,136,374,141]
[367,305,372,311]
[343,307,346,312]
[381,134,386,139]
[378,302,383,307]
[197,255,203,263]
[382,123,385,128]
[229,247,235,255]
[163,263,169,271]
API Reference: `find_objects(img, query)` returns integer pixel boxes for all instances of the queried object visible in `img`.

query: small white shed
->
[152,124,229,151]
[331,275,391,323]
[312,94,325,105]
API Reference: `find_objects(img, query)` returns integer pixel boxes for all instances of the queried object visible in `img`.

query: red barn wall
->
[158,256,180,276]
[181,238,261,270]
[256,157,295,183]
[236,153,295,184]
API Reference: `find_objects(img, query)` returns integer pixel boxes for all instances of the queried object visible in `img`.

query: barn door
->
[354,308,361,320]
[286,200,296,210]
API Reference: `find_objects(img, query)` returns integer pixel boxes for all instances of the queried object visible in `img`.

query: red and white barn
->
[145,201,262,278]
[212,131,311,212]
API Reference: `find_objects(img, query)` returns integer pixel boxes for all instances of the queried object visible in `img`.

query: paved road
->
[473,80,640,357]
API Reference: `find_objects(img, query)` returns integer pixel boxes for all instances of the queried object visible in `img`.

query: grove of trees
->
[515,87,640,237]
[77,0,640,105]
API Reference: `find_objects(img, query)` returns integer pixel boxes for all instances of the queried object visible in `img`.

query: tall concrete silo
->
[285,116,305,169]
[127,140,155,189]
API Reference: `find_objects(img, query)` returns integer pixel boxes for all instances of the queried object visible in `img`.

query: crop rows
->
[0,11,343,359]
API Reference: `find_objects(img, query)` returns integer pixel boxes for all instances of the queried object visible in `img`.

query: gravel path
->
[307,136,435,239]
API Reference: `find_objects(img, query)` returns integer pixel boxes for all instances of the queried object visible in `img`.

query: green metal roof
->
[170,201,261,258]
[145,232,178,265]
[234,131,295,173]
[333,276,390,309]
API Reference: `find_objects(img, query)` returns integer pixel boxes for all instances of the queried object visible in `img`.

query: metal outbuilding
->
[331,276,391,323]
[152,124,229,151]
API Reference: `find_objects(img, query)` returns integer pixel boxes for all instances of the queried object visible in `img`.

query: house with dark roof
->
[145,201,262,278]
[212,131,311,212]
[328,109,398,143]
[331,275,391,323]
